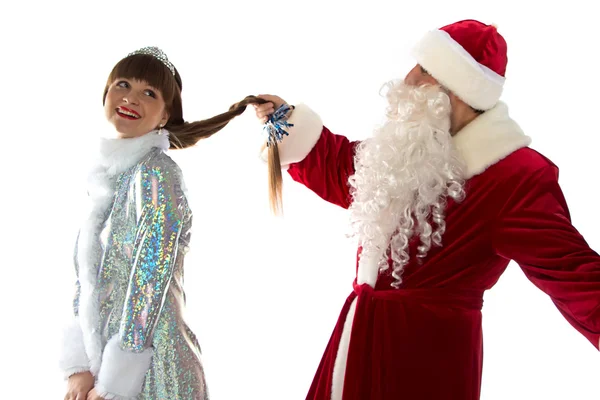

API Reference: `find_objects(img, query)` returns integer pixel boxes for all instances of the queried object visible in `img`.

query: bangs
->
[105,54,178,107]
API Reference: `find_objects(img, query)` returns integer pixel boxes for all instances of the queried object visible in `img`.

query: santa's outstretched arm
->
[259,102,361,209]
[492,165,600,350]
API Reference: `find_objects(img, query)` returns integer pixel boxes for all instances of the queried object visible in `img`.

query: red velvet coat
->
[269,103,600,400]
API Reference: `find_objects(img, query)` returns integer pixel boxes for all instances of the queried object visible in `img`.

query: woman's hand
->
[86,388,105,400]
[64,371,94,400]
[252,94,288,123]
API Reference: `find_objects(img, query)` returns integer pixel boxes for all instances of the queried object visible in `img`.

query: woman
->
[59,47,267,400]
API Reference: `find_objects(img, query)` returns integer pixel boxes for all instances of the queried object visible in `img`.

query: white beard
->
[348,81,466,288]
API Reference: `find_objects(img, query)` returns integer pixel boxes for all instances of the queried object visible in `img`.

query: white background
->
[0,0,598,398]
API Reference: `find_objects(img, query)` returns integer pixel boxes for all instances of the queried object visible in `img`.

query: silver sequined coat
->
[59,131,208,400]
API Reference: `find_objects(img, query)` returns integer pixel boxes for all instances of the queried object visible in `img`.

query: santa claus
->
[253,19,600,400]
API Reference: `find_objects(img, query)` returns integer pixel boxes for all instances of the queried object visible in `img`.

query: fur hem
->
[78,211,111,376]
[411,30,505,110]
[58,316,91,379]
[331,298,358,400]
[96,335,153,399]
[260,103,323,167]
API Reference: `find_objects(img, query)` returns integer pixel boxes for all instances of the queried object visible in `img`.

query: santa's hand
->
[64,371,94,400]
[252,94,288,123]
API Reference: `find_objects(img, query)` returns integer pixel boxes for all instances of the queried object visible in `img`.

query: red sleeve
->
[287,126,360,209]
[492,165,600,349]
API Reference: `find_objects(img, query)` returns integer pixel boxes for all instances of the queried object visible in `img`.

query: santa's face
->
[404,64,439,87]
[405,64,487,136]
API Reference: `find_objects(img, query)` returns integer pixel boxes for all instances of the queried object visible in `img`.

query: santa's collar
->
[453,101,532,179]
[95,130,171,177]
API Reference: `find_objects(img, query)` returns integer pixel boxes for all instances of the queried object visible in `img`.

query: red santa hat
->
[411,19,508,111]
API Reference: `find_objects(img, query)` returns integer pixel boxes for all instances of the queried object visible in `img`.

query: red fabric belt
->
[352,279,484,310]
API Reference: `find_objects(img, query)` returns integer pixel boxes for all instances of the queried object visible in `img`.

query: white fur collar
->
[453,102,532,179]
[96,130,171,177]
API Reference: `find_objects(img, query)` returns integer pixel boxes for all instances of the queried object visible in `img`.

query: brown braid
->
[166,95,268,148]
[166,95,285,215]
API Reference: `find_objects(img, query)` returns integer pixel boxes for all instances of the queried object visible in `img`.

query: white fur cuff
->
[58,317,90,379]
[96,335,153,399]
[260,103,324,167]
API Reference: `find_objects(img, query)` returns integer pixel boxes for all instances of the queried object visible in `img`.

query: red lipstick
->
[116,106,141,120]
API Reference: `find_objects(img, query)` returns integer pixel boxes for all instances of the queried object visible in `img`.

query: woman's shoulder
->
[134,150,190,204]
[139,149,184,177]
[127,150,188,198]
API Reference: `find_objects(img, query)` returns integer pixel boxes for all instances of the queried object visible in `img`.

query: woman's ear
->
[160,110,170,127]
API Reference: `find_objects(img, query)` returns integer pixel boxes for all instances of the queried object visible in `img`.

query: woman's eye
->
[117,81,129,88]
[144,90,157,98]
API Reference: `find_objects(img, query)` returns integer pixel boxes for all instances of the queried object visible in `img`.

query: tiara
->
[128,46,175,76]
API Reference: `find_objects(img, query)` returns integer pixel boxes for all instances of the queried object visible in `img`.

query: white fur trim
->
[454,102,532,178]
[77,130,169,376]
[356,254,378,288]
[259,103,323,167]
[97,130,170,175]
[58,317,90,379]
[331,298,357,400]
[411,30,505,110]
[95,335,153,399]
